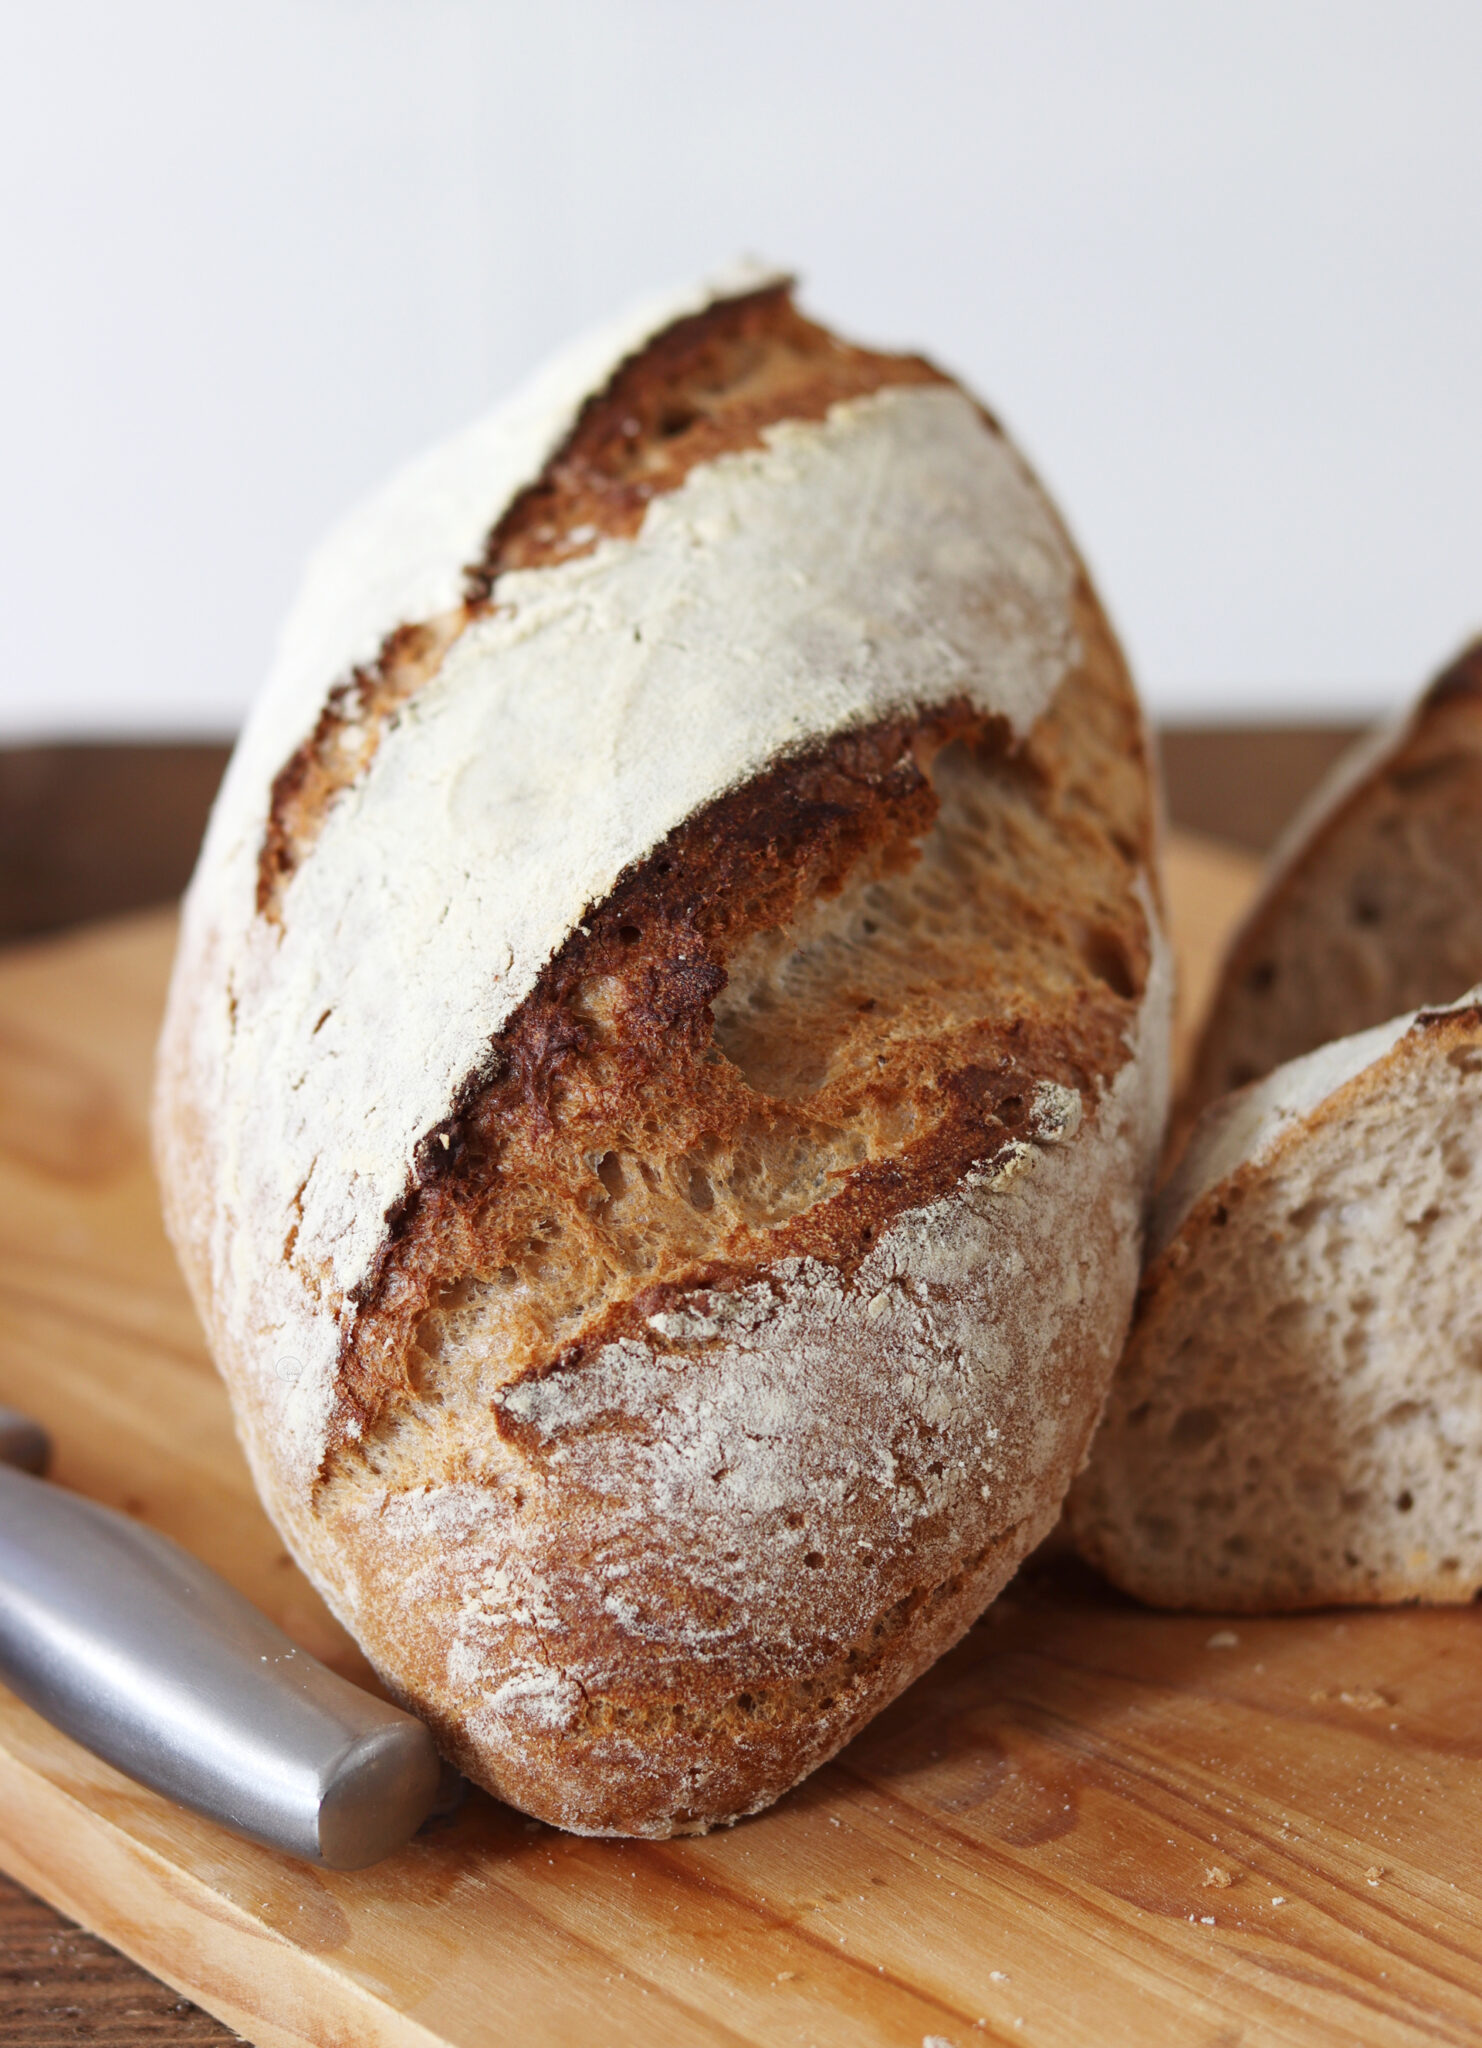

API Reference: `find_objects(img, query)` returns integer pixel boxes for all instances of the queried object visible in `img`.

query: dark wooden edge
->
[0,1873,240,2041]
[0,744,232,945]
[1156,724,1364,855]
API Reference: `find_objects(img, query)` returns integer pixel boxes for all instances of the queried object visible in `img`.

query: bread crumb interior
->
[1077,1028,1482,1607]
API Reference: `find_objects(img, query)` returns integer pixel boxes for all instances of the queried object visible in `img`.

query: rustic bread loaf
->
[154,267,1171,1836]
[1186,637,1482,1121]
[1069,991,1482,1610]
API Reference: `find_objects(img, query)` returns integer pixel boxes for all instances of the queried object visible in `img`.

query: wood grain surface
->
[7,829,1482,2047]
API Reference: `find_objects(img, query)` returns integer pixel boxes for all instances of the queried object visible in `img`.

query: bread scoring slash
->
[154,266,1172,1836]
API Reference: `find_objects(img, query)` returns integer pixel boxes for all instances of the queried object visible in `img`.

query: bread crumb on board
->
[1310,1687,1392,1711]
[1202,1865,1233,1889]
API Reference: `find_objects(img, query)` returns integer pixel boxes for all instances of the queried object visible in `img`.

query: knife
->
[0,1404,445,1869]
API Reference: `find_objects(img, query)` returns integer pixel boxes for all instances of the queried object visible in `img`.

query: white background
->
[2,0,1478,738]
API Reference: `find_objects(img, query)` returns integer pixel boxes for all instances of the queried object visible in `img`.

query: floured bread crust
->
[1185,637,1482,1123]
[155,274,1170,1834]
[1070,993,1482,1612]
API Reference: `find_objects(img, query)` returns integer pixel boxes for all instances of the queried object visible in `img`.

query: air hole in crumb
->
[1396,1489,1414,1513]
[736,1692,755,1714]
[1245,961,1276,994]
[1079,925,1137,1000]
[804,1550,825,1570]
[1449,1045,1482,1075]
[1350,893,1383,928]
[686,1165,715,1213]
[1170,1406,1223,1450]
[1126,1401,1152,1428]
[785,1511,804,1529]
[1444,1141,1474,1180]
[1385,1400,1425,1428]
[658,405,699,438]
[596,1151,625,1198]
[618,925,641,945]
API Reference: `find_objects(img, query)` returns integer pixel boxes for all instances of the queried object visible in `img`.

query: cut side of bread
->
[155,272,1170,1835]
[1186,637,1482,1122]
[1069,992,1482,1611]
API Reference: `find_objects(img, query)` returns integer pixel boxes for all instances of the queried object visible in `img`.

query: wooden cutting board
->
[5,831,1482,2048]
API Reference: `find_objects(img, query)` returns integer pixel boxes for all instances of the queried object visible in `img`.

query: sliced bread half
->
[1069,990,1482,1610]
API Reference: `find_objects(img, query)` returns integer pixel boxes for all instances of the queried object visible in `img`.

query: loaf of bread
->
[1069,990,1482,1609]
[154,266,1171,1836]
[1187,637,1482,1120]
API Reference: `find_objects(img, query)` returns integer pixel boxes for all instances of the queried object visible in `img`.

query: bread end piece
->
[1184,636,1482,1126]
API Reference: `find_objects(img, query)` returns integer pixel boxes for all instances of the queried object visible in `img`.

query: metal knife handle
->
[0,1454,442,1868]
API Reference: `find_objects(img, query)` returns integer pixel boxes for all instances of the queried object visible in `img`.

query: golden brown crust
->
[257,287,946,921]
[466,285,948,590]
[1183,636,1482,1123]
[327,600,1155,1470]
[340,1501,1038,1835]
[298,601,1162,1836]
[167,279,1168,1837]
[1417,634,1482,716]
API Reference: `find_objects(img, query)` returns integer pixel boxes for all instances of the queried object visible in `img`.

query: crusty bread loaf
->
[1186,637,1482,1121]
[1069,991,1482,1610]
[154,267,1171,1836]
